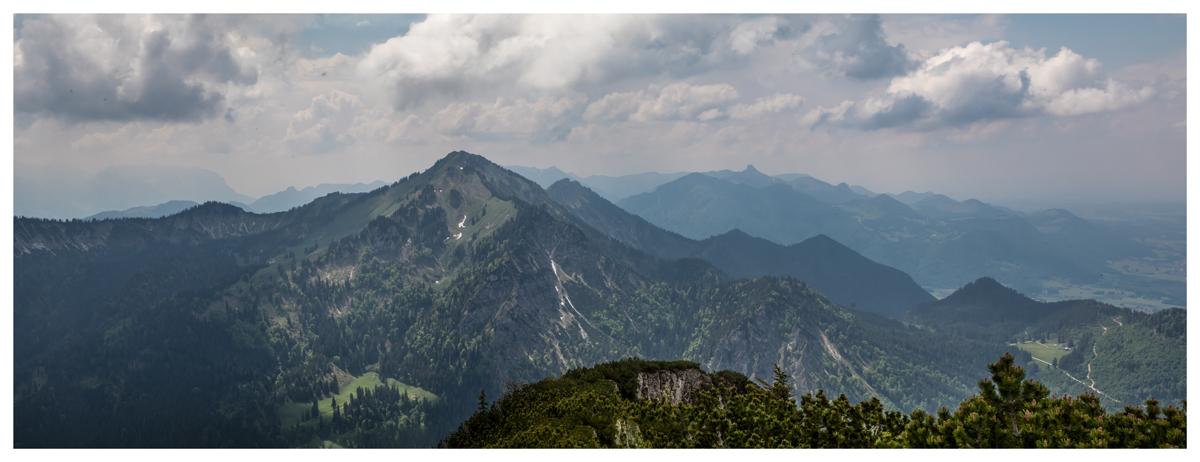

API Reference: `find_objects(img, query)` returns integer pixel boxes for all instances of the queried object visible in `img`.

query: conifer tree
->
[977,352,1049,445]
[756,364,794,403]
[477,388,488,412]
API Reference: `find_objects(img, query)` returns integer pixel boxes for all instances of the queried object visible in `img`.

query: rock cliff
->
[634,369,712,405]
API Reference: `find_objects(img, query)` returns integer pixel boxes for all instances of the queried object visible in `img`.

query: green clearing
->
[1016,341,1072,365]
[278,372,438,428]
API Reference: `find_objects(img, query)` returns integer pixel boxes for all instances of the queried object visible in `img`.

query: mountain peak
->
[940,276,1031,306]
[744,165,759,173]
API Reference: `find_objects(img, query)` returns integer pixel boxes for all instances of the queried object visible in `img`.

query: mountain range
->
[15,161,388,219]
[613,166,1160,298]
[15,162,255,219]
[13,151,1183,448]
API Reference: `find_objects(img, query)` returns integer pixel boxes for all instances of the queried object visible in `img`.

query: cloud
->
[799,100,855,128]
[812,41,1155,130]
[796,14,915,80]
[357,14,779,109]
[429,93,588,138]
[285,90,363,154]
[728,16,792,54]
[729,93,804,120]
[14,15,260,123]
[880,14,1008,55]
[584,83,740,122]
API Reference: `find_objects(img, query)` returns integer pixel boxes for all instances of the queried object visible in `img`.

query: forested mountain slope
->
[906,277,1185,410]
[12,151,1177,448]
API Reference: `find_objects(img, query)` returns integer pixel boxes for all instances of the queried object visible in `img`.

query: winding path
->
[1036,321,1120,403]
[1078,324,1118,402]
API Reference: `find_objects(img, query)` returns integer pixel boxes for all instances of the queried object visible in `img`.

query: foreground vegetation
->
[442,354,1186,448]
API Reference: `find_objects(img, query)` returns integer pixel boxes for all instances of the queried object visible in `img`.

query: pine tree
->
[477,388,488,412]
[756,364,794,403]
[311,400,319,421]
[977,352,1049,446]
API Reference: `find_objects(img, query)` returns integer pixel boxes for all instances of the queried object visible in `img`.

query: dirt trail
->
[1076,326,1117,402]
[1041,323,1119,403]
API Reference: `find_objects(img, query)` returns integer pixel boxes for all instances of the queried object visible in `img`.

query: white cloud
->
[729,93,804,120]
[800,100,855,127]
[285,90,364,154]
[826,41,1156,130]
[358,15,650,108]
[584,83,740,122]
[428,93,588,138]
[356,14,787,109]
[728,16,784,54]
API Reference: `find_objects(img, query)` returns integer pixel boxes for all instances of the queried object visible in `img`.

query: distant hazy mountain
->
[783,177,869,204]
[14,162,254,219]
[613,173,1144,295]
[618,173,843,243]
[547,179,933,318]
[575,172,690,203]
[507,164,878,205]
[503,165,584,189]
[1024,208,1156,264]
[910,195,1011,220]
[848,184,878,197]
[15,162,105,219]
[700,165,783,188]
[86,200,202,220]
[887,191,938,205]
[249,181,388,213]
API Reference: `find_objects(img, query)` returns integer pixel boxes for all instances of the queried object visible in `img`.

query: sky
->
[9,10,1189,208]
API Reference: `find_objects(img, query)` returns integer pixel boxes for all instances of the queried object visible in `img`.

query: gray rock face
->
[634,369,712,405]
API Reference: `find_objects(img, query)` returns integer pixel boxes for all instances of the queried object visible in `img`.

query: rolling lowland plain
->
[13,151,1185,448]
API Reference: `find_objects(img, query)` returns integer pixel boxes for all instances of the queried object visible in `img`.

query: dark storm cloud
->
[14,15,258,123]
[801,14,914,80]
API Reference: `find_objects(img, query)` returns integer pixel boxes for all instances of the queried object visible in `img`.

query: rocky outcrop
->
[635,369,712,405]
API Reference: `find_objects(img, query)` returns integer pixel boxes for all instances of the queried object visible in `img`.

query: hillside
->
[906,277,1185,410]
